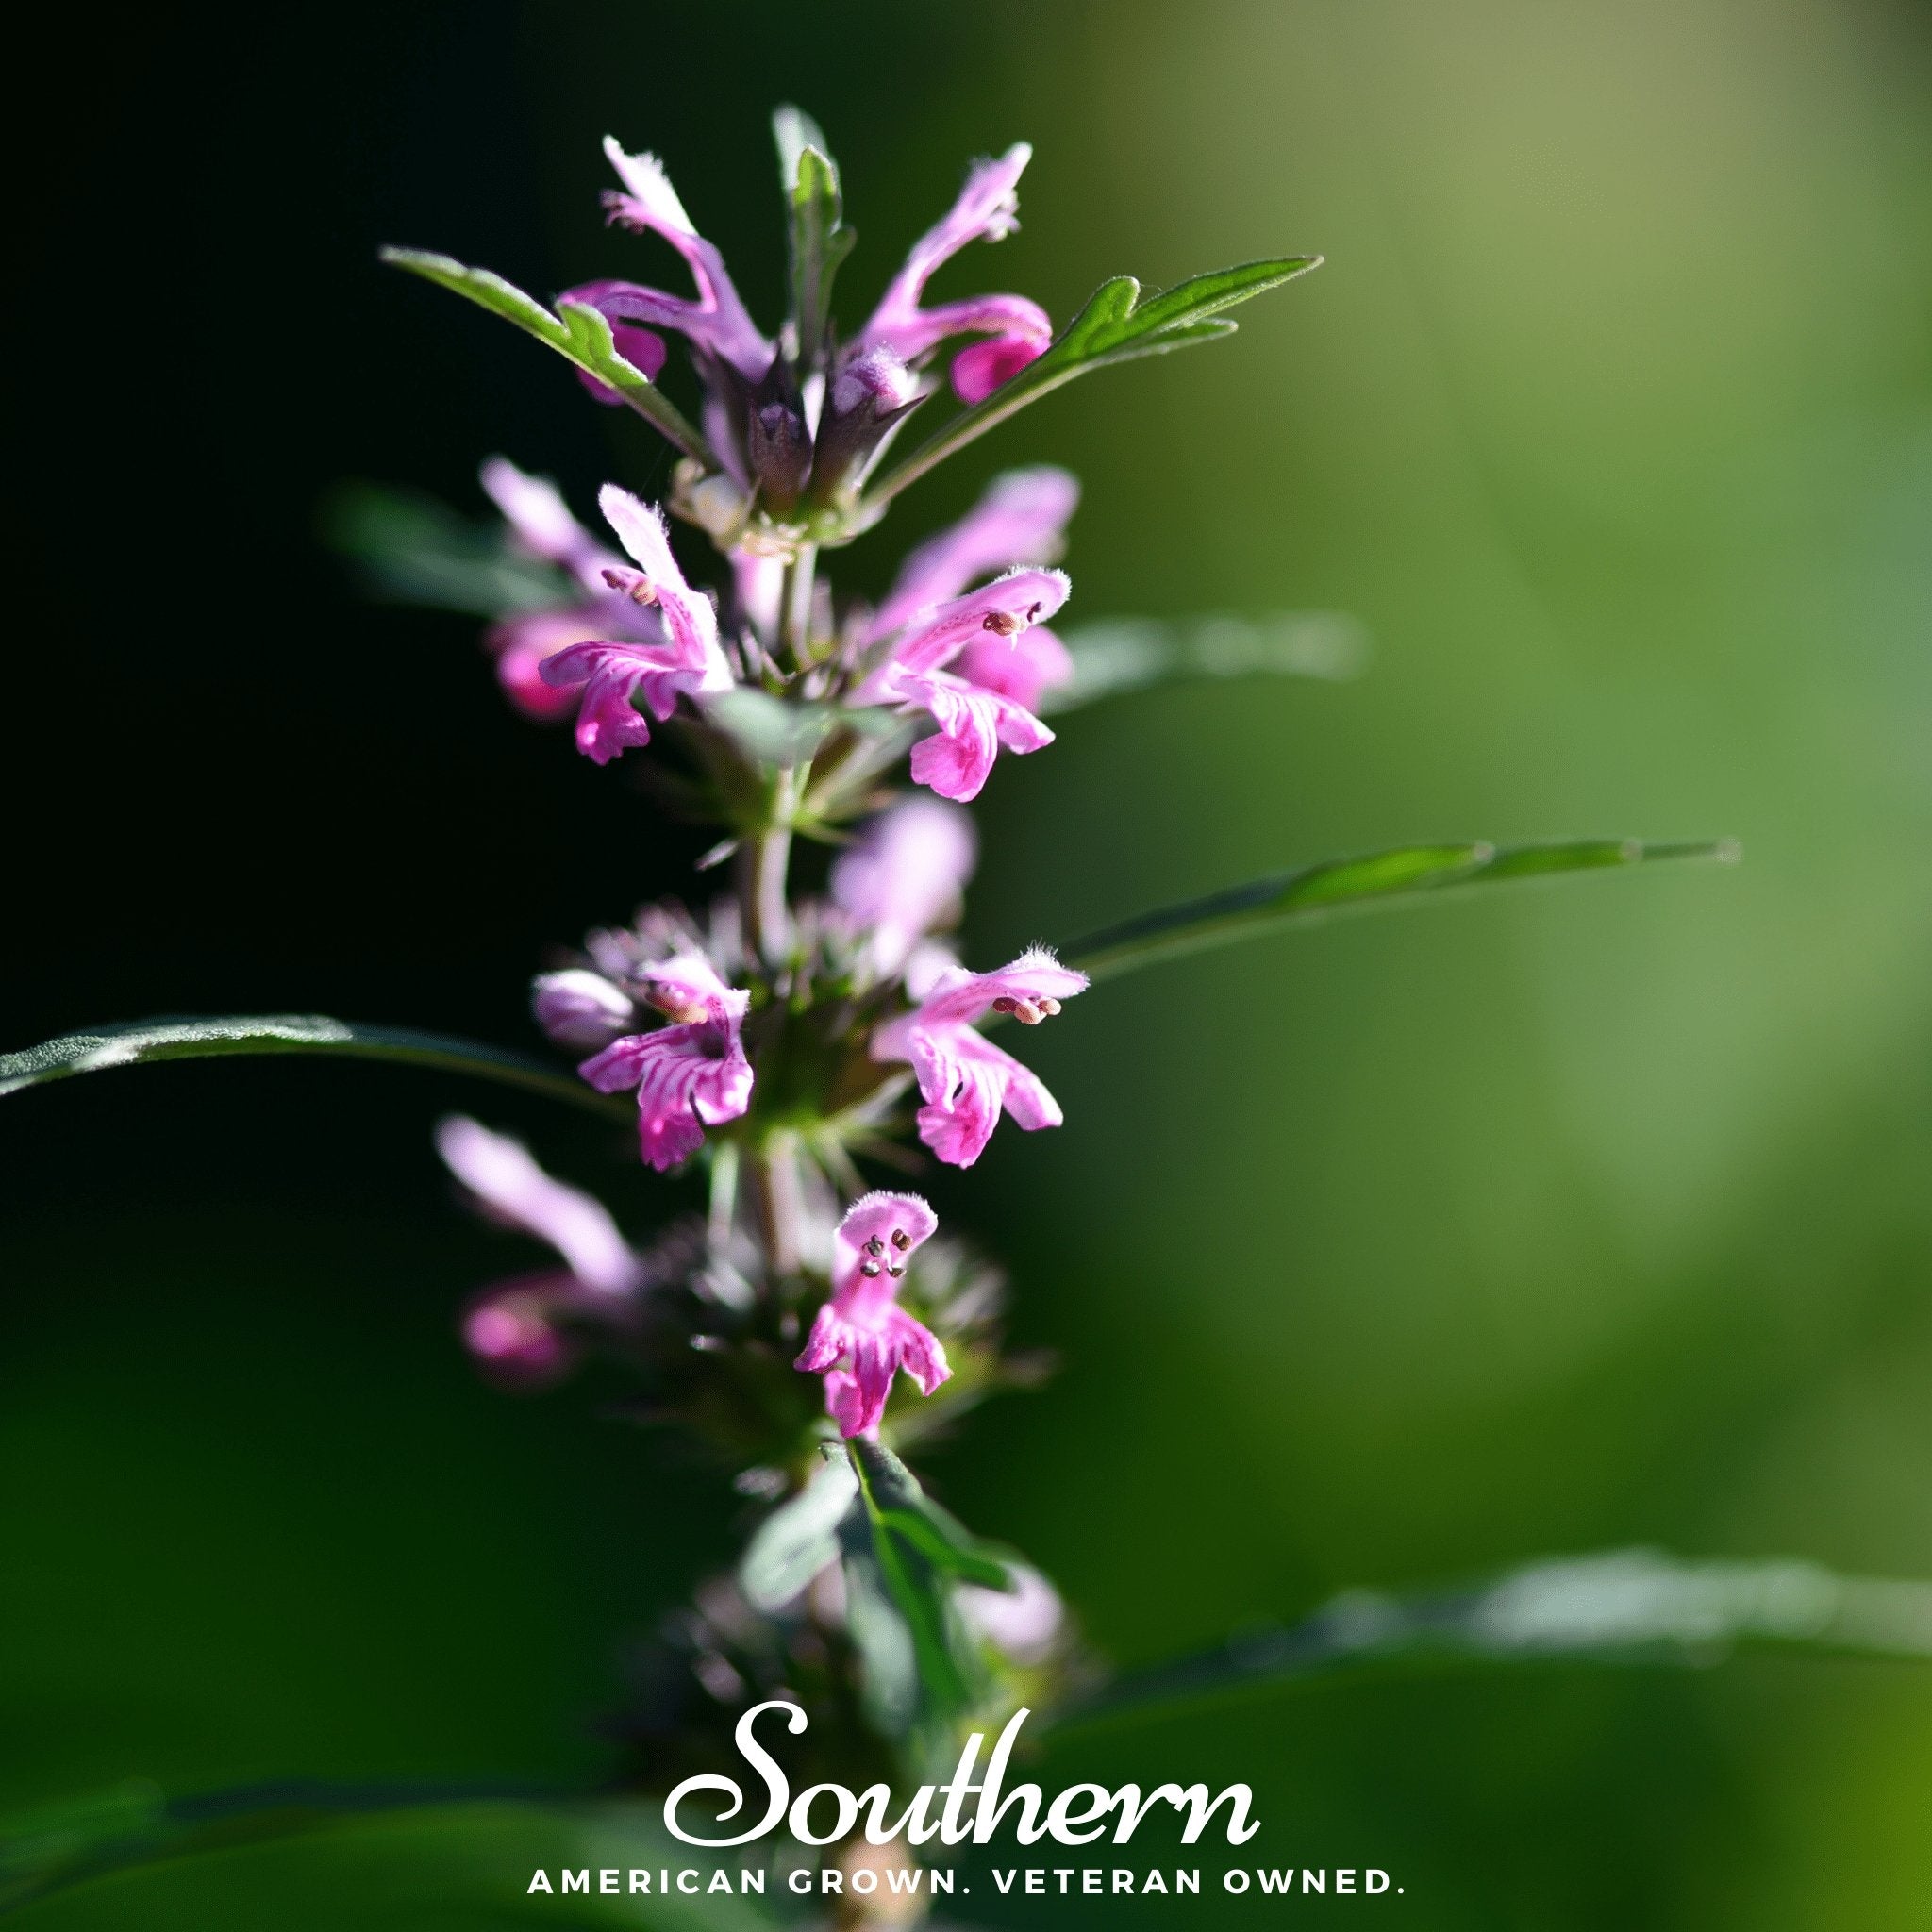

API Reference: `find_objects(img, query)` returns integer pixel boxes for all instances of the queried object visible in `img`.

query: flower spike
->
[795,1191,951,1438]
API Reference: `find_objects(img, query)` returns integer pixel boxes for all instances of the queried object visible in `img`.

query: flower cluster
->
[371,105,1323,1795]
[420,124,1101,1457]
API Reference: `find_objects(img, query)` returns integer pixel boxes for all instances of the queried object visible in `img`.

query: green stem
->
[782,541,819,668]
[707,1140,740,1255]
[751,1132,806,1276]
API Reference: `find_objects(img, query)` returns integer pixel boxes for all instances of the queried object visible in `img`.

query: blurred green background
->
[8,0,1932,1922]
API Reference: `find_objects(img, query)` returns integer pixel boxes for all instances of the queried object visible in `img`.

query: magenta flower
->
[854,145,1053,404]
[829,795,977,984]
[560,139,773,383]
[852,569,1070,801]
[576,952,754,1171]
[531,966,637,1053]
[539,485,735,764]
[795,1191,950,1439]
[870,466,1079,641]
[476,458,648,722]
[435,1115,642,1381]
[872,948,1089,1167]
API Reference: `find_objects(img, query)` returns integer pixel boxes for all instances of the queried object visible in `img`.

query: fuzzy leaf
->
[0,1016,625,1119]
[1043,1548,1932,1740]
[774,106,853,368]
[738,1452,858,1613]
[700,689,901,769]
[1041,610,1369,715]
[862,255,1322,509]
[380,247,717,467]
[322,482,571,619]
[1064,838,1739,981]
[848,1438,1015,1591]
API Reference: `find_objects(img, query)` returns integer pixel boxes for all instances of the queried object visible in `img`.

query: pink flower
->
[531,967,636,1053]
[559,139,773,383]
[951,625,1074,713]
[870,467,1079,641]
[872,948,1089,1167]
[435,1115,643,1382]
[795,1192,950,1439]
[539,486,735,764]
[853,569,1071,802]
[475,458,671,724]
[829,796,977,983]
[575,953,754,1171]
[855,145,1053,404]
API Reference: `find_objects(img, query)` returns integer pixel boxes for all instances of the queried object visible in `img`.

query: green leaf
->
[738,1451,858,1613]
[1040,610,1369,715]
[861,255,1322,511]
[1063,838,1740,981]
[842,1438,1011,1732]
[699,689,901,769]
[1042,1548,1932,1740]
[380,248,718,468]
[3,1791,782,1924]
[773,106,854,368]
[321,482,572,619]
[848,1438,1014,1592]
[0,1017,626,1120]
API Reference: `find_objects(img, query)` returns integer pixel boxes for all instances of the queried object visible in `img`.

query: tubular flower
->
[872,948,1090,1167]
[869,467,1079,640]
[560,138,773,383]
[795,1192,950,1438]
[476,458,661,722]
[853,144,1053,404]
[539,485,735,764]
[435,1115,643,1381]
[576,953,754,1171]
[829,795,977,986]
[852,568,1071,802]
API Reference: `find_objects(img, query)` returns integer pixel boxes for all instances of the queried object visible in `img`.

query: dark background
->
[8,1,1932,1924]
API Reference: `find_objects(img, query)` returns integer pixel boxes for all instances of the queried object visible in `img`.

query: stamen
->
[981,609,1022,637]
[864,1236,885,1257]
[1037,996,1061,1016]
[886,1263,905,1278]
[891,1228,910,1251]
[860,1259,883,1278]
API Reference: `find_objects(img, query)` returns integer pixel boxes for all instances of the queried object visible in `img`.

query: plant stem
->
[751,1133,806,1276]
[707,1140,740,1255]
[782,541,819,668]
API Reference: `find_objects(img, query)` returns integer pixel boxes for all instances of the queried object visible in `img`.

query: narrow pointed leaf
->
[774,106,853,368]
[321,481,572,619]
[1040,610,1369,715]
[381,247,718,467]
[848,1437,1015,1591]
[1043,1548,1932,1740]
[843,1438,1002,1728]
[0,1016,625,1119]
[1065,838,1739,981]
[861,255,1321,511]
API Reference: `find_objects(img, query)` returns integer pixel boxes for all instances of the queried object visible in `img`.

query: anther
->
[864,1236,885,1257]
[886,1263,905,1278]
[891,1229,910,1251]
[982,609,1022,637]
[859,1259,883,1278]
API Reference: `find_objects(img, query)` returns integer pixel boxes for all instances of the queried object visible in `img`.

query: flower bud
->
[808,347,923,507]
